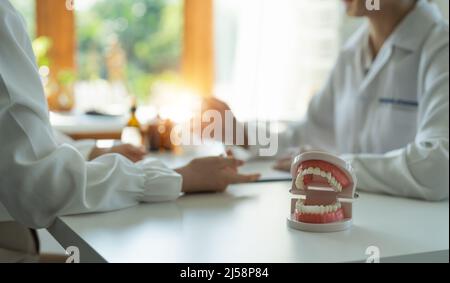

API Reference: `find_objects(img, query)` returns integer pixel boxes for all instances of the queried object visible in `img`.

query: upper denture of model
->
[294,160,350,192]
[293,160,350,224]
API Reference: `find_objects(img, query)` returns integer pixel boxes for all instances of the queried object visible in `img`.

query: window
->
[75,0,184,114]
[9,0,185,116]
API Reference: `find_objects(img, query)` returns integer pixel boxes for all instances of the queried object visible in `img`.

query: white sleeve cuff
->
[136,158,182,203]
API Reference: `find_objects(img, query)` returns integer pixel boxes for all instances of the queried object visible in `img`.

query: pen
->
[378,98,419,107]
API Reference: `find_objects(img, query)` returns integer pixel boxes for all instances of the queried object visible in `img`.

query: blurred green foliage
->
[10,0,183,102]
[32,36,52,67]
[76,0,183,102]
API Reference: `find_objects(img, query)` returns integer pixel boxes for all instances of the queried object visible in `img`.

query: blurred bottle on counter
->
[147,115,175,152]
[121,104,143,147]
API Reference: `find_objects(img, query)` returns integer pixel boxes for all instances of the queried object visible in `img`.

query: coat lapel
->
[359,43,393,95]
[357,0,439,95]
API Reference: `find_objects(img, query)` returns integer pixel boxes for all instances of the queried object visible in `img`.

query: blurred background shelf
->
[49,112,126,140]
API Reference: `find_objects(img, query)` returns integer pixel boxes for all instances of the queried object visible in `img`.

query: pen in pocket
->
[379,98,419,107]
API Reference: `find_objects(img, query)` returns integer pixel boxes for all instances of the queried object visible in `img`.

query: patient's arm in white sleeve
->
[0,5,181,229]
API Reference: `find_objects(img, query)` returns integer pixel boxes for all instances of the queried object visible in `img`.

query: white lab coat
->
[272,0,449,201]
[52,129,98,161]
[0,131,98,262]
[0,0,182,261]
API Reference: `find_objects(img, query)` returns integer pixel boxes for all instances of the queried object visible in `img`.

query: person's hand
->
[273,156,293,172]
[89,144,147,162]
[202,97,234,121]
[175,156,260,194]
[196,98,248,147]
[273,145,318,172]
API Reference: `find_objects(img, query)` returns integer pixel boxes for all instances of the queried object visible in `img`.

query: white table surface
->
[152,143,292,182]
[48,177,449,263]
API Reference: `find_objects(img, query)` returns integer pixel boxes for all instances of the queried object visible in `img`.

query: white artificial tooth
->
[320,171,326,178]
[313,206,320,214]
[337,202,341,209]
[307,167,314,174]
[295,174,304,190]
[333,184,339,192]
[306,206,312,214]
[326,172,332,180]
[301,206,307,214]
[313,168,321,175]
[337,183,342,192]
[302,170,308,176]
[320,206,325,214]
[300,182,305,190]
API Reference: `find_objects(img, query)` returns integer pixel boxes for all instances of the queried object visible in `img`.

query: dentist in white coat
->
[0,0,259,262]
[206,0,449,201]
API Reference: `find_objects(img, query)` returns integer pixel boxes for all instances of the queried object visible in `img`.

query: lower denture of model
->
[293,160,350,224]
[295,200,344,224]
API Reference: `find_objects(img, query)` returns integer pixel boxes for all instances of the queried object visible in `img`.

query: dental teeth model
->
[287,152,357,232]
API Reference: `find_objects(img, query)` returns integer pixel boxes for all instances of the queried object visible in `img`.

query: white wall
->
[215,0,449,122]
[215,0,341,121]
